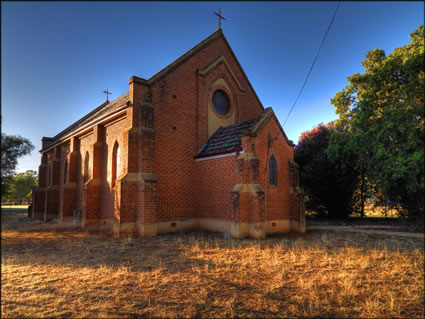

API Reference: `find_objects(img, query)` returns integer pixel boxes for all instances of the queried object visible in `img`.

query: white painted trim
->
[196,149,244,162]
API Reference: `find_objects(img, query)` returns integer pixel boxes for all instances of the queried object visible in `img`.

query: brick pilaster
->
[61,137,80,224]
[32,152,48,220]
[83,125,103,227]
[231,134,265,239]
[44,147,61,221]
[117,78,158,236]
[289,160,305,233]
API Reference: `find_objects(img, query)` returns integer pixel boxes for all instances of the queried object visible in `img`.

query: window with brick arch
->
[83,152,90,183]
[269,155,277,186]
[112,142,120,187]
[48,163,52,186]
[64,159,68,185]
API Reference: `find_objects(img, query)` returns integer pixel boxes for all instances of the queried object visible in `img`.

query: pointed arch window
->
[64,159,68,184]
[48,163,52,186]
[112,142,120,187]
[269,155,277,186]
[84,152,90,183]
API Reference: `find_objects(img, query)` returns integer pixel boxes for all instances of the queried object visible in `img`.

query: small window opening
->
[269,155,277,186]
[84,152,90,183]
[64,160,68,184]
[48,163,52,186]
[112,142,120,187]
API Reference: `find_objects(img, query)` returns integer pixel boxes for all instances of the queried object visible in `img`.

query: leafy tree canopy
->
[295,122,360,218]
[330,25,424,218]
[4,171,38,202]
[1,134,34,197]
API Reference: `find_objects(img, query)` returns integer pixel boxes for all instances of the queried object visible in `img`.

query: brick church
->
[32,29,305,239]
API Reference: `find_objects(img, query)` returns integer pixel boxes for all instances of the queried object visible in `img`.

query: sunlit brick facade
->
[32,30,305,238]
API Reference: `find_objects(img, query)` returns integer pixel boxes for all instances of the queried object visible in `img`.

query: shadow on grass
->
[2,212,423,273]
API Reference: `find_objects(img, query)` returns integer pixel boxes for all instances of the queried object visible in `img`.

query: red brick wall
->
[58,143,70,218]
[254,117,294,221]
[38,153,48,187]
[195,155,240,220]
[146,34,263,222]
[44,148,61,220]
[76,133,95,211]
[38,32,293,230]
[101,117,129,221]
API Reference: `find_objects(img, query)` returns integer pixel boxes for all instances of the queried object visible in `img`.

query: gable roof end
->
[130,30,265,111]
[196,107,294,159]
[250,107,293,146]
[195,120,256,158]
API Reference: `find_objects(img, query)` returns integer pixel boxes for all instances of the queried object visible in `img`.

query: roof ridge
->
[249,107,293,145]
[130,29,263,114]
[42,92,129,150]
[50,100,109,141]
[141,30,223,86]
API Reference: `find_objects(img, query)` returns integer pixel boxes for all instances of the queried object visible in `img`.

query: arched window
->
[64,159,68,184]
[112,142,120,187]
[269,155,277,186]
[84,152,90,183]
[48,163,52,186]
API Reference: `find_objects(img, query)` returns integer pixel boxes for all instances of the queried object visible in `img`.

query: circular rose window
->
[212,90,230,116]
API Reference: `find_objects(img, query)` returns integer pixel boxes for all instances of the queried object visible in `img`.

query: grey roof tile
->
[197,120,256,157]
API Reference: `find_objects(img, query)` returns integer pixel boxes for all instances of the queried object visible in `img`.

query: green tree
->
[327,128,372,218]
[7,171,38,203]
[1,134,34,197]
[330,25,424,219]
[295,122,360,218]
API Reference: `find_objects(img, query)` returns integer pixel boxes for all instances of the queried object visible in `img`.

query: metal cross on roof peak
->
[103,88,112,101]
[214,8,226,30]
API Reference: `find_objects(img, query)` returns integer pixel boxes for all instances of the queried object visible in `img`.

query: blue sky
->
[2,1,423,172]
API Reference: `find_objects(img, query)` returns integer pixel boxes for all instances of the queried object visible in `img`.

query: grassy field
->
[306,204,401,219]
[2,213,424,318]
[363,204,400,218]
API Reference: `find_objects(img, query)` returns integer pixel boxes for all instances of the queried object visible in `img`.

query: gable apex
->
[129,30,264,111]
[250,108,294,146]
[130,29,223,86]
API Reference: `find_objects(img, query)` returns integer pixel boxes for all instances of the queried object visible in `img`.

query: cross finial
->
[103,88,112,101]
[214,8,226,30]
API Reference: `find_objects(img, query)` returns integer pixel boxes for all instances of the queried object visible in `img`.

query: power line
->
[282,1,341,127]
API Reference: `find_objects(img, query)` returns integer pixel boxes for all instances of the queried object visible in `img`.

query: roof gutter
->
[194,146,243,161]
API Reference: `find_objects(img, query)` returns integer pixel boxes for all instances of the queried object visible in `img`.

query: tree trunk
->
[360,170,365,218]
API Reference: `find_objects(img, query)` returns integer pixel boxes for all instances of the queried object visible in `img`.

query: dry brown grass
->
[2,213,424,318]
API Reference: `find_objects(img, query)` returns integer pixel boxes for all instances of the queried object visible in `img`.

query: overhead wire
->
[282,1,341,127]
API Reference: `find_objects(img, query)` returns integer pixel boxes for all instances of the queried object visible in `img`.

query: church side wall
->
[150,35,264,223]
[44,150,58,220]
[76,133,95,213]
[58,144,70,221]
[254,117,294,233]
[195,156,239,221]
[150,74,198,222]
[100,118,128,223]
